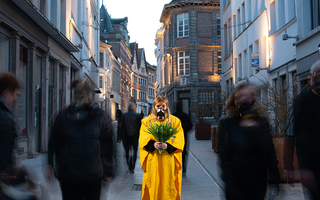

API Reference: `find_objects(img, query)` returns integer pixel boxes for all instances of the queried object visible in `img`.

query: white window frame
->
[178,51,190,76]
[177,13,189,38]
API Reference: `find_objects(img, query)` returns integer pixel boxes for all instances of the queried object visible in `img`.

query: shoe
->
[130,169,134,174]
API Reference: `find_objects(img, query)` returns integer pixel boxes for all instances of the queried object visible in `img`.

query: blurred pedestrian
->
[117,103,141,173]
[116,106,122,122]
[0,72,19,175]
[139,96,184,200]
[47,79,115,200]
[172,101,192,174]
[294,60,320,200]
[218,83,280,200]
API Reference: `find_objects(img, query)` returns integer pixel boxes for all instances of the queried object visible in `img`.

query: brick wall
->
[198,51,213,75]
[176,38,189,46]
[197,12,213,37]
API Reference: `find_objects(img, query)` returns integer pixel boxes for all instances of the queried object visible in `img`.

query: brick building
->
[155,0,221,122]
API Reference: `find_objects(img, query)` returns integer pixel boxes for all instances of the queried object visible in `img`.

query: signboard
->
[180,78,187,86]
[251,53,259,70]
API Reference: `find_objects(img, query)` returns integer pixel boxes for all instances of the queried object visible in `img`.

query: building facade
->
[295,0,320,84]
[0,0,101,159]
[221,0,298,101]
[156,0,221,122]
[147,62,157,114]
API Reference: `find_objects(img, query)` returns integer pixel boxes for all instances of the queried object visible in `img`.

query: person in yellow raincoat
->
[139,96,185,200]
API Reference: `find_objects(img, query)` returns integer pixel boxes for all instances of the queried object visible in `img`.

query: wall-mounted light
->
[81,57,92,62]
[282,33,299,41]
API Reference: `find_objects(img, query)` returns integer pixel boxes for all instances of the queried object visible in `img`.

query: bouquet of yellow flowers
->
[145,122,178,154]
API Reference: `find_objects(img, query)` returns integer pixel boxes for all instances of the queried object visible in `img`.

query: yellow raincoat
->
[139,114,185,200]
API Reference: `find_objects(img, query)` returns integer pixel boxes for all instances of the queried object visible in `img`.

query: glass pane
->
[59,67,63,90]
[185,70,190,75]
[178,20,183,26]
[0,33,10,72]
[184,13,189,18]
[179,58,184,64]
[17,45,28,137]
[185,51,190,57]
[185,64,190,70]
[179,69,184,75]
[179,52,184,57]
[185,25,189,30]
[185,31,189,36]
[185,19,189,25]
[179,26,183,31]
[185,58,190,63]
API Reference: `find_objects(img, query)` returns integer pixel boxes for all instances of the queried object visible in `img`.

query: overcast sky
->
[101,0,171,66]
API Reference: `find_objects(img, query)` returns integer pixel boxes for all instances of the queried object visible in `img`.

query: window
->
[218,51,221,72]
[59,66,64,109]
[100,52,104,68]
[134,75,137,83]
[0,33,10,72]
[139,91,147,100]
[216,13,221,36]
[178,51,190,76]
[199,91,214,117]
[177,13,189,38]
[270,1,276,34]
[149,87,155,97]
[149,74,151,82]
[311,0,320,29]
[99,75,103,88]
[132,89,137,99]
[152,74,154,83]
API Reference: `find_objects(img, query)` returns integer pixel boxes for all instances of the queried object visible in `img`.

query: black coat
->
[118,111,141,141]
[172,110,193,135]
[294,86,320,158]
[0,100,16,171]
[48,103,115,186]
[217,116,280,194]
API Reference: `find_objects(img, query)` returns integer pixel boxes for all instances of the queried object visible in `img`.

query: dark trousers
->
[122,135,139,170]
[182,133,188,173]
[298,156,320,200]
[60,181,101,200]
[225,183,266,200]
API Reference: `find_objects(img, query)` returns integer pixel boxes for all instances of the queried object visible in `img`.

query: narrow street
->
[19,121,304,200]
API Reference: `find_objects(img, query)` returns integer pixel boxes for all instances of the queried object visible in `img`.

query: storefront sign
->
[251,53,259,70]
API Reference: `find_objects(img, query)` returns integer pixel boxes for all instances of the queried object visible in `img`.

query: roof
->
[100,4,115,33]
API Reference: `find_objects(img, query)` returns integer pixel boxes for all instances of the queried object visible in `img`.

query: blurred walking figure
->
[0,72,19,175]
[117,103,142,173]
[172,101,192,174]
[294,60,320,200]
[0,72,43,199]
[218,83,280,200]
[139,96,184,200]
[47,79,116,200]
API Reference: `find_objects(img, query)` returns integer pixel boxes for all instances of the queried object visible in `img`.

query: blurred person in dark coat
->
[0,72,20,175]
[294,60,320,200]
[172,101,192,174]
[47,79,115,200]
[117,103,142,173]
[218,83,280,200]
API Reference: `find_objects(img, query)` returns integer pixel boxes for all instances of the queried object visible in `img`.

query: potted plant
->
[257,77,300,182]
[191,103,211,140]
[206,91,229,151]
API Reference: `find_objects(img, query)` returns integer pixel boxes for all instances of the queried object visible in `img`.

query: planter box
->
[195,123,211,140]
[211,127,217,151]
[272,137,300,182]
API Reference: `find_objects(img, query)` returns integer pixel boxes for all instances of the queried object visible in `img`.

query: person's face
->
[155,101,167,111]
[234,86,256,105]
[3,89,19,108]
[309,65,320,88]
